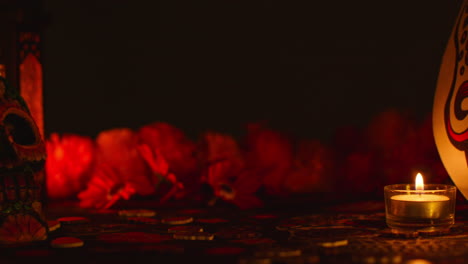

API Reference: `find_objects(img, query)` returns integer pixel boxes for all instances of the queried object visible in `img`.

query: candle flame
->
[415,173,424,191]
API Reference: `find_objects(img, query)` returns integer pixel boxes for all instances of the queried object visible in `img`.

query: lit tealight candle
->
[390,173,450,219]
[384,173,456,231]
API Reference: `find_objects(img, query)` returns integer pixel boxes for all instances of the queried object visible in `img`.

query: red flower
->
[45,133,95,199]
[199,132,245,184]
[138,122,201,201]
[94,128,156,196]
[137,144,169,176]
[206,160,263,209]
[364,110,446,187]
[199,131,262,209]
[199,132,244,163]
[284,139,334,195]
[366,109,413,152]
[137,144,184,204]
[138,122,198,177]
[205,159,243,194]
[78,163,136,209]
[244,123,293,196]
[340,150,377,197]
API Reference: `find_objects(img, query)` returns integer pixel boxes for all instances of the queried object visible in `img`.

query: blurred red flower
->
[138,122,198,178]
[244,123,293,196]
[138,122,200,201]
[137,144,169,176]
[365,110,448,187]
[93,128,156,196]
[199,131,245,183]
[284,139,334,195]
[339,150,378,197]
[45,106,451,209]
[333,109,450,200]
[366,109,416,155]
[45,133,95,199]
[137,144,185,203]
[205,159,263,209]
[78,163,137,209]
[198,131,261,208]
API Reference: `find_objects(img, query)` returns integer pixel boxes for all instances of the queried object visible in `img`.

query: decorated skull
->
[0,77,47,243]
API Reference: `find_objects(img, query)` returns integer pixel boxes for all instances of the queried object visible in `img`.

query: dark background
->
[41,0,464,142]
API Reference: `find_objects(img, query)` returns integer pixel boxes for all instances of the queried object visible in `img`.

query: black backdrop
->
[42,0,463,142]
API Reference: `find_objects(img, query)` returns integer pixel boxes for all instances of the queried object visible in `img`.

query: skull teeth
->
[0,172,37,203]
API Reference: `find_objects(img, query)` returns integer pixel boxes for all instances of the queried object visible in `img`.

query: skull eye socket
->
[4,112,38,146]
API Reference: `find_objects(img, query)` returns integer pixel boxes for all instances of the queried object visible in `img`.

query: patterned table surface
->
[2,200,468,264]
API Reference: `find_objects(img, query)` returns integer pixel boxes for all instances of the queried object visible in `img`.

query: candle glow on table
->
[384,173,456,231]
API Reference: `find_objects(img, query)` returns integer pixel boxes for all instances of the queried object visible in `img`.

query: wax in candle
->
[391,194,449,202]
[389,194,450,219]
